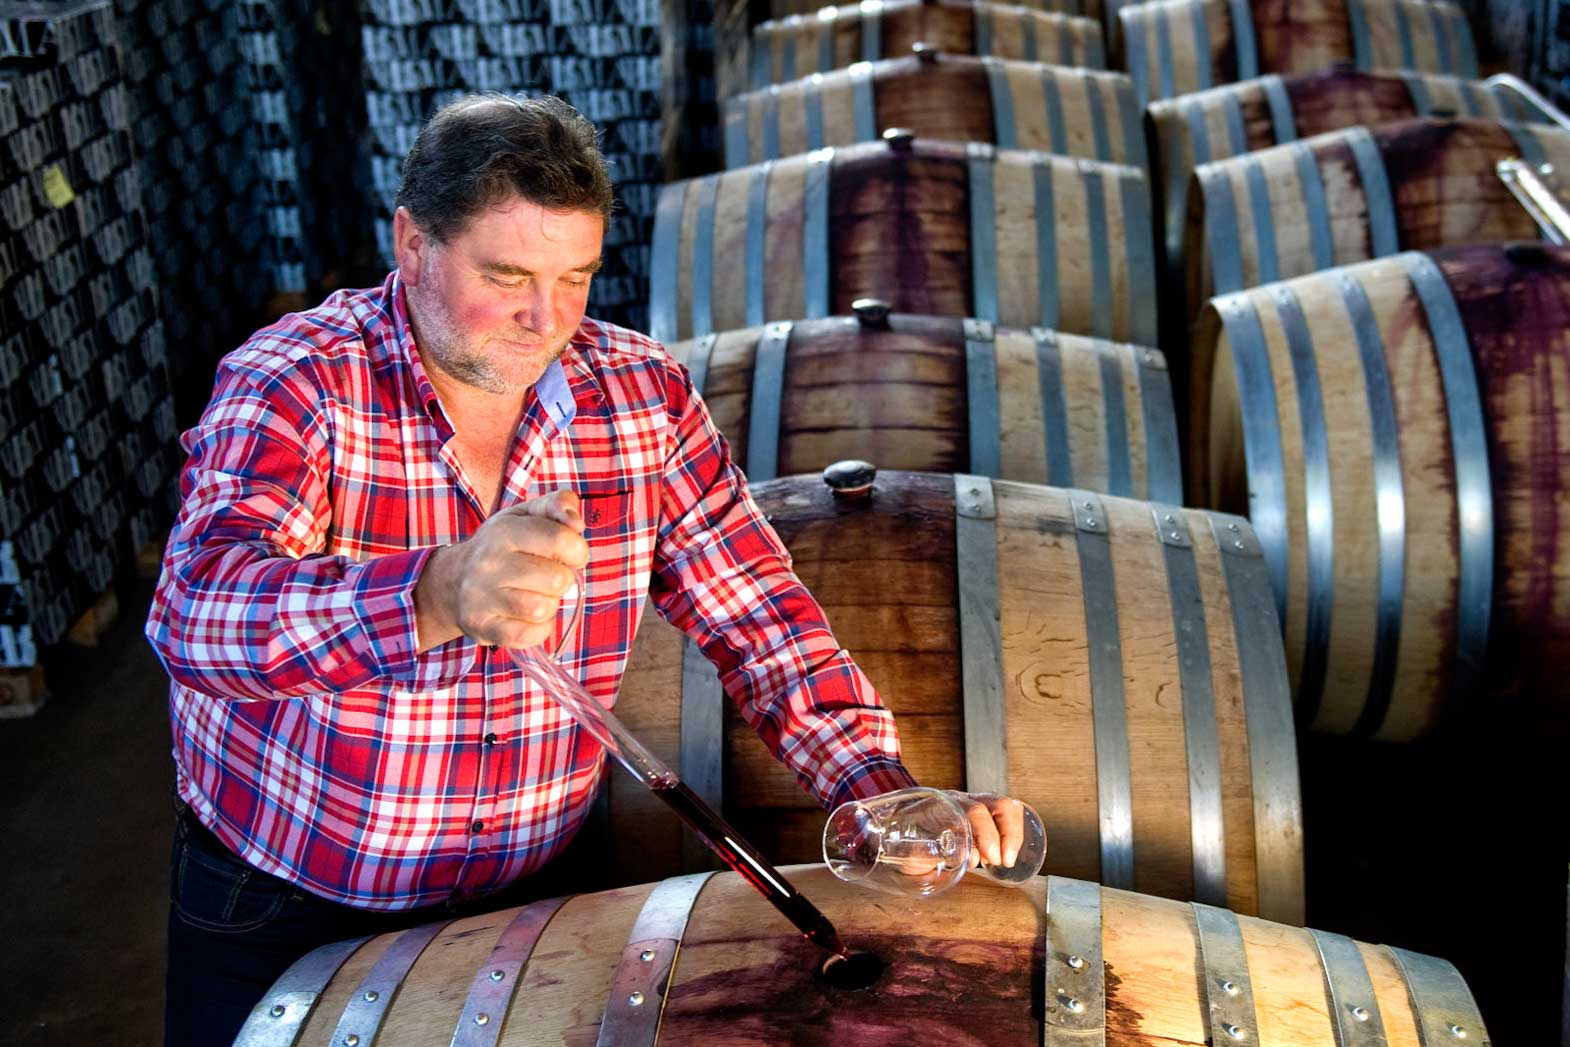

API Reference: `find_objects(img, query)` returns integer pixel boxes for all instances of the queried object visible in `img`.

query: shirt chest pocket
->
[574,481,655,591]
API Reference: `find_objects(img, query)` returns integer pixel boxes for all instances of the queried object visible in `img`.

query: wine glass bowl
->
[823,789,970,897]
[823,787,1046,898]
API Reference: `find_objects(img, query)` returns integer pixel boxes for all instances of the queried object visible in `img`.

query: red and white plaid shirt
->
[145,271,916,911]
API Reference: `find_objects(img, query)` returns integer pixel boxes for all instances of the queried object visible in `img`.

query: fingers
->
[964,796,1003,868]
[988,795,1027,868]
[494,493,590,570]
[961,793,1027,868]
[453,569,569,648]
[453,490,595,647]
[504,489,586,533]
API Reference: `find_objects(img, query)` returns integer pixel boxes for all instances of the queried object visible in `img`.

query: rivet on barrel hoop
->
[1353,1006,1371,1022]
[363,990,378,1002]
[640,949,656,962]
[629,991,645,1007]
[882,127,914,150]
[1067,954,1085,970]
[823,459,877,497]
[852,298,891,325]
[912,42,938,62]
[1225,1024,1246,1040]
[270,1006,285,1018]
[1449,1026,1467,1039]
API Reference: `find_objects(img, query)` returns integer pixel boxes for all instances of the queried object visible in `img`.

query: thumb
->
[504,489,585,533]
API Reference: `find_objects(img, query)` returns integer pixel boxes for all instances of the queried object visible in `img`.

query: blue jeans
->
[163,807,581,1047]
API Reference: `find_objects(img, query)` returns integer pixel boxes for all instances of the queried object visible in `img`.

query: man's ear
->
[393,207,425,285]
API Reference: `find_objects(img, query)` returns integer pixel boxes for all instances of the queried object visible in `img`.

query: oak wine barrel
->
[649,135,1158,346]
[612,469,1303,921]
[1119,0,1478,104]
[768,0,1103,18]
[239,867,1489,1046]
[1148,69,1558,296]
[666,306,1181,500]
[751,0,1105,92]
[1184,116,1570,332]
[1190,245,1570,740]
[725,49,1145,168]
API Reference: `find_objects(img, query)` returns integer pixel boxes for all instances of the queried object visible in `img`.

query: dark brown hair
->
[395,93,615,242]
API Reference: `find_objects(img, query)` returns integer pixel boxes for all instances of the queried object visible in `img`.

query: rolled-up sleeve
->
[648,361,918,811]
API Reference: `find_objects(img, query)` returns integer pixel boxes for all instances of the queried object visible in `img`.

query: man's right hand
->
[413,489,590,652]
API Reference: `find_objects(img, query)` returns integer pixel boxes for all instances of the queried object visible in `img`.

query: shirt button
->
[471,820,484,834]
[484,732,497,745]
[487,643,498,652]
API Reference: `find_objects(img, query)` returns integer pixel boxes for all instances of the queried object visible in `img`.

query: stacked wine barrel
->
[1114,0,1569,1033]
[616,0,1500,1040]
[650,0,1548,1040]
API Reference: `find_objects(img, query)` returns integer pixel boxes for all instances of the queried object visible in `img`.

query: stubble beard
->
[408,282,568,396]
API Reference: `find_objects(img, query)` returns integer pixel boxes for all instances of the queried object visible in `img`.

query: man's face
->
[400,197,605,395]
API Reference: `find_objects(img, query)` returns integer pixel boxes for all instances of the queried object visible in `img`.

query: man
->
[147,93,1028,1045]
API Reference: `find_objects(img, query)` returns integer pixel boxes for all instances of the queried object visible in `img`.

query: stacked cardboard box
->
[114,0,271,416]
[0,0,175,677]
[359,0,662,332]
[236,0,368,301]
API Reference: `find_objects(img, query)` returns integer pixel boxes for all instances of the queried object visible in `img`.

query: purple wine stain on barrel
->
[660,933,1039,1043]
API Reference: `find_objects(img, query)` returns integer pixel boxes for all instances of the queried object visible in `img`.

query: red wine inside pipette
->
[650,773,851,959]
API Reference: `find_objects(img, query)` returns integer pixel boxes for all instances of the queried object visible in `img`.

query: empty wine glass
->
[822,786,1046,898]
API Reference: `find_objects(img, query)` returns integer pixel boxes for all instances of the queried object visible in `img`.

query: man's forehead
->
[458,199,604,263]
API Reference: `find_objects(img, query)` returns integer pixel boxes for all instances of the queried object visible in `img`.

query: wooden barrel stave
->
[651,138,1158,346]
[1120,0,1479,104]
[1185,117,1570,331]
[1148,69,1554,307]
[1251,0,1351,76]
[1189,245,1570,740]
[1433,245,1570,733]
[724,53,1144,168]
[259,868,1491,1046]
[607,471,1302,921]
[753,0,1105,91]
[1120,0,1238,105]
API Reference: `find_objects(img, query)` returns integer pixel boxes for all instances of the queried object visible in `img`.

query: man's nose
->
[515,286,554,333]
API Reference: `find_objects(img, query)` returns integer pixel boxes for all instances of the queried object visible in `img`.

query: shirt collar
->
[388,270,444,422]
[532,356,576,430]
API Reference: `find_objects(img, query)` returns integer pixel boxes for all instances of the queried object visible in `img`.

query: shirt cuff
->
[349,546,479,690]
[824,757,920,812]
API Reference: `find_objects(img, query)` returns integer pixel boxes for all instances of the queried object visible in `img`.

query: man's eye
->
[487,275,524,288]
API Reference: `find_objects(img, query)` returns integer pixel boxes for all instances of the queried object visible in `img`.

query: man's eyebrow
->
[481,258,604,276]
